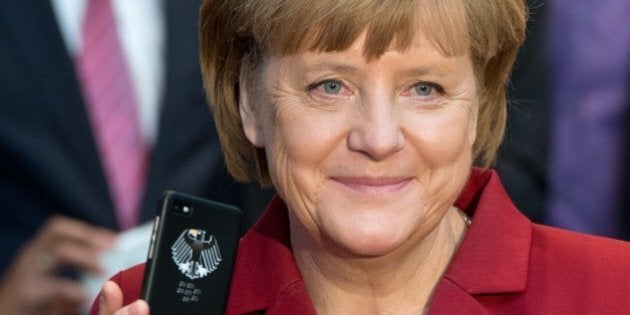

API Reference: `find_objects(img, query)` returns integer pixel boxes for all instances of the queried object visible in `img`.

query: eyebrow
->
[305,63,437,77]
[308,62,358,74]
[300,57,457,79]
[398,67,434,77]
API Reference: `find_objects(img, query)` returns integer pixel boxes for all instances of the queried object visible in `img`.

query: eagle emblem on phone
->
[171,229,222,279]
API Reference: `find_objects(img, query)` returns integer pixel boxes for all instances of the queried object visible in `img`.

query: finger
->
[36,216,116,250]
[5,276,87,314]
[47,277,89,305]
[45,298,84,315]
[98,281,123,315]
[25,234,105,276]
[49,240,106,275]
[30,216,117,274]
[38,277,87,305]
[120,299,150,315]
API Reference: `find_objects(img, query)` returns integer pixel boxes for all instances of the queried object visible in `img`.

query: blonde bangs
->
[239,0,470,60]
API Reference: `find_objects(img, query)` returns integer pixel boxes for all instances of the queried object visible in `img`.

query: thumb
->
[98,281,123,315]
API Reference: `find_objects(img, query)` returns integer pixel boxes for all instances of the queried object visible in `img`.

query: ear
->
[239,64,266,148]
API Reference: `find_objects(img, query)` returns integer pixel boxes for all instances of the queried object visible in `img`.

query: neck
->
[291,207,468,315]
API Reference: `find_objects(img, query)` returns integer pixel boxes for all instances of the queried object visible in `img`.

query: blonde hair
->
[200,0,527,186]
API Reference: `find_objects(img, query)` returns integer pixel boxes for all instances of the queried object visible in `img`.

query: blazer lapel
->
[428,280,492,315]
[141,0,197,221]
[448,171,530,294]
[429,170,532,313]
[1,0,116,227]
[140,0,227,223]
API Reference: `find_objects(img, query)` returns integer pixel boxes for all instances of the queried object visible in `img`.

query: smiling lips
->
[332,176,412,194]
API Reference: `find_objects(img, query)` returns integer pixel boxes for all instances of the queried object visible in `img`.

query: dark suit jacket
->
[497,1,630,238]
[496,0,550,224]
[90,169,630,314]
[0,0,272,276]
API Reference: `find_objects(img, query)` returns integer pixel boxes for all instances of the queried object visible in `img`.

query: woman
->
[94,0,630,313]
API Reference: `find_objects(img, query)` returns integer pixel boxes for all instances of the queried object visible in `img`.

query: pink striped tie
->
[76,0,148,230]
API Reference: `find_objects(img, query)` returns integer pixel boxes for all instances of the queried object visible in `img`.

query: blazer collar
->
[227,196,316,314]
[445,168,532,295]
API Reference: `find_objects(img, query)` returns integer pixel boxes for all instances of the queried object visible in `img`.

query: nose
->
[347,97,405,161]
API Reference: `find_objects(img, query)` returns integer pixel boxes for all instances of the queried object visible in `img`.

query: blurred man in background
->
[498,0,630,239]
[0,1,271,313]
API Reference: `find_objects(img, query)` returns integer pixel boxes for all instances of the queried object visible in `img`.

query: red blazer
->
[91,169,630,314]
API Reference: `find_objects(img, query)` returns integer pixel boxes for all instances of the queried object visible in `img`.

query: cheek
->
[406,109,475,167]
[263,104,344,201]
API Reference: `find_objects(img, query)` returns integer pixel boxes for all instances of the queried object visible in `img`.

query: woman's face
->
[241,32,478,256]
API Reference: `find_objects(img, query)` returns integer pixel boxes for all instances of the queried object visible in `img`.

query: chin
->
[315,190,428,257]
[345,238,406,257]
[325,217,417,257]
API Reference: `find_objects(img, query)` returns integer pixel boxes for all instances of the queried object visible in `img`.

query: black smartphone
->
[141,191,242,315]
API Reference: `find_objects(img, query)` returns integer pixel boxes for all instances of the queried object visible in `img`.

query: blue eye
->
[306,79,350,100]
[414,83,434,96]
[322,81,342,94]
